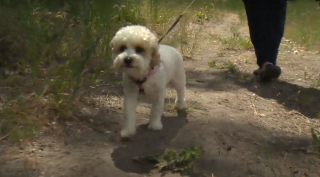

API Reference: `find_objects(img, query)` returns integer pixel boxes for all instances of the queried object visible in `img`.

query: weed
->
[133,147,204,173]
[311,127,320,148]
[208,60,217,68]
[208,60,236,71]
[186,101,206,114]
[171,2,216,57]
[220,24,253,50]
[313,74,320,88]
[311,113,320,151]
[217,52,225,57]
[176,15,200,57]
[164,2,214,58]
[165,102,176,112]
[155,147,203,172]
[220,33,253,50]
[223,61,238,73]
[208,60,251,80]
[194,2,215,24]
[222,62,253,80]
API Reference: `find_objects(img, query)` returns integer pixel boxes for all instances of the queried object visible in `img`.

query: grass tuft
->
[133,146,204,173]
[219,23,253,50]
[220,33,253,51]
[311,113,320,151]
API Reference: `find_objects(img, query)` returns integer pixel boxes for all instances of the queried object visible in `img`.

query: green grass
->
[133,147,204,173]
[208,60,217,68]
[217,51,226,57]
[208,60,237,72]
[219,25,253,51]
[311,113,320,151]
[284,0,320,51]
[208,60,252,81]
[313,74,320,88]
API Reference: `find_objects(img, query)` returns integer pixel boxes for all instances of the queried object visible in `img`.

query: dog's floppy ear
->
[109,39,114,51]
[151,46,160,67]
[149,30,161,67]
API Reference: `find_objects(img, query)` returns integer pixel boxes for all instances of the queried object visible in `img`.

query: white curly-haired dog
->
[110,25,187,138]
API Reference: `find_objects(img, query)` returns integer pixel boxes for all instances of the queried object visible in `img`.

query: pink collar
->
[129,66,160,93]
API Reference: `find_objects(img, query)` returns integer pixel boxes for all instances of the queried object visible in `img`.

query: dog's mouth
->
[120,64,134,69]
[125,64,134,68]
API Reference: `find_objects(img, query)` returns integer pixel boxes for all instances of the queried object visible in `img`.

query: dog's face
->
[110,25,160,79]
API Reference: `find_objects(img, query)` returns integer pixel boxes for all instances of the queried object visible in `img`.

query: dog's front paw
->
[120,128,136,138]
[148,121,163,131]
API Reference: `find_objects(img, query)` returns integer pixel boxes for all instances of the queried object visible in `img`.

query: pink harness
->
[130,65,160,93]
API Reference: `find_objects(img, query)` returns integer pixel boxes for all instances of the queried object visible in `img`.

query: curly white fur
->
[110,25,186,138]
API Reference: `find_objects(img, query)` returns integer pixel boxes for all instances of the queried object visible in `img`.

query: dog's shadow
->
[111,111,188,174]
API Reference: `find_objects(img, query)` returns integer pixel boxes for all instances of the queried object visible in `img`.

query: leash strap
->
[158,15,183,43]
[158,0,196,43]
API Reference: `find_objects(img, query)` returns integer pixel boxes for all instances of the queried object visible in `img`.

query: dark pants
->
[242,0,287,68]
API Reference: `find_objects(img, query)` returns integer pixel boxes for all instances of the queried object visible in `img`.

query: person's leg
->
[242,0,287,80]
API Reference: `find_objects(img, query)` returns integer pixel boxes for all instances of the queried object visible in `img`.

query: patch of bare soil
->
[1,14,320,177]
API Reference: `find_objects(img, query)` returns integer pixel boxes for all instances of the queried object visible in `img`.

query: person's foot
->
[253,62,281,81]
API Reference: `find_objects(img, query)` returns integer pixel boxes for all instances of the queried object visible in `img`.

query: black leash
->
[158,0,196,43]
[158,15,183,43]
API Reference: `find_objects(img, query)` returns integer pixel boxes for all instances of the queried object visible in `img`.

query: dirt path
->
[1,14,320,177]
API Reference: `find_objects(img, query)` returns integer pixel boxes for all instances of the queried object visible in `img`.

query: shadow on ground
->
[111,111,188,174]
[236,77,320,119]
[176,118,314,177]
[185,68,320,119]
[108,110,315,177]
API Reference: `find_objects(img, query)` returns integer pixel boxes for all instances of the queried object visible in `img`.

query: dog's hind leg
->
[173,83,187,110]
[148,90,165,131]
[171,72,187,110]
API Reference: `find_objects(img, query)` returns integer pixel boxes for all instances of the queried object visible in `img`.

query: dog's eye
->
[135,46,144,54]
[119,45,127,52]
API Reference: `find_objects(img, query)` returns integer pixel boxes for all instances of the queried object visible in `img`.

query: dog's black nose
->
[124,57,133,65]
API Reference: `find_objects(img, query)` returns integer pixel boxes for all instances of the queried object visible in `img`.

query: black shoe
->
[253,63,281,81]
[253,68,262,76]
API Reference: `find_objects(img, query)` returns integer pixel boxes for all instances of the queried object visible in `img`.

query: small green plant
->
[208,60,238,72]
[311,127,320,147]
[112,0,145,25]
[208,60,217,68]
[220,33,253,50]
[217,52,225,57]
[314,74,320,87]
[165,102,176,112]
[186,101,206,114]
[194,2,215,24]
[224,61,238,73]
[134,147,204,173]
[311,113,320,150]
[220,25,253,50]
[155,147,203,172]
